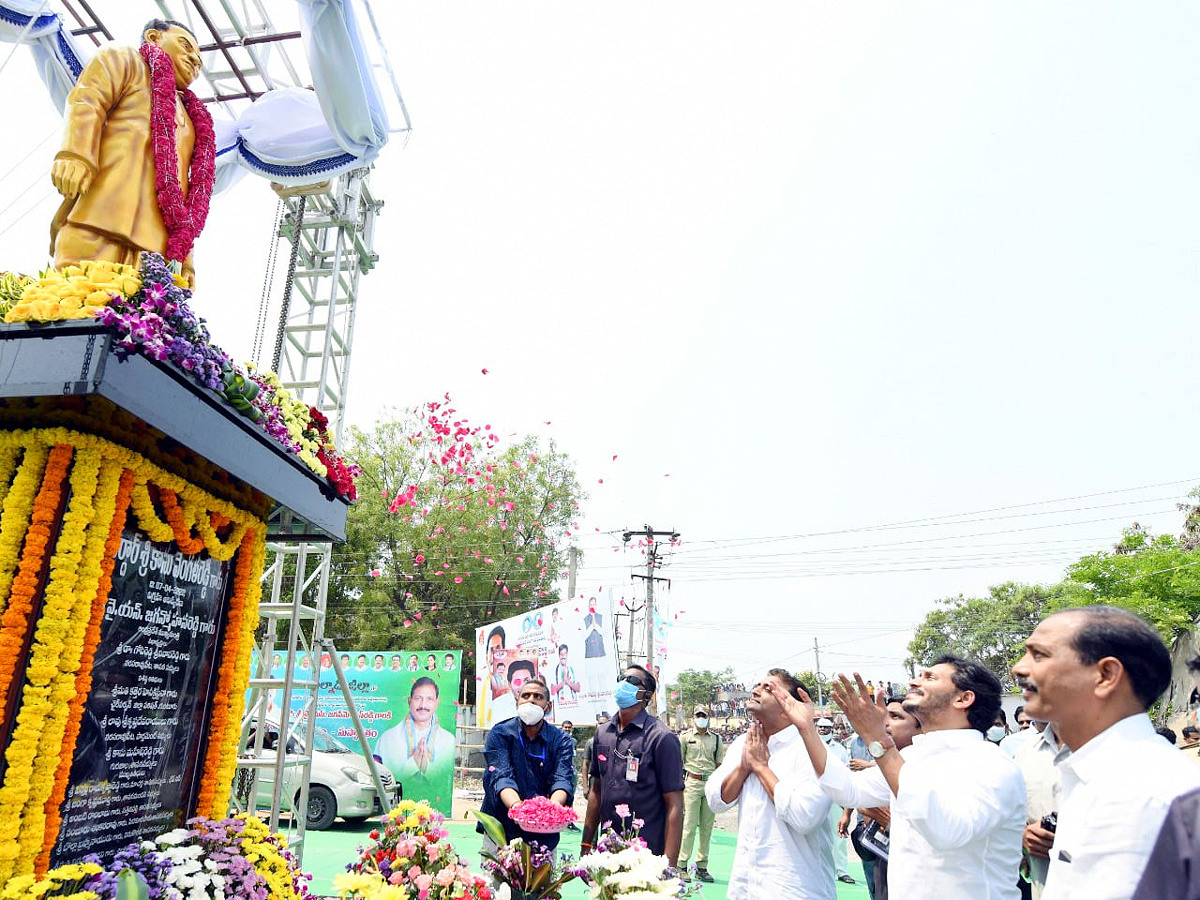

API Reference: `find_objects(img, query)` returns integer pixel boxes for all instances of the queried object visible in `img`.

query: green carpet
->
[299,817,873,899]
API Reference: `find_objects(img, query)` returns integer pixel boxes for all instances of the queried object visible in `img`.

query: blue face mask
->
[613,679,642,709]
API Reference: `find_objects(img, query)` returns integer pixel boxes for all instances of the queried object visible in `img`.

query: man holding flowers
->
[479,675,577,852]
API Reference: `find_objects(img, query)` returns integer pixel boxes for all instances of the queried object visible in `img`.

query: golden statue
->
[50,19,215,287]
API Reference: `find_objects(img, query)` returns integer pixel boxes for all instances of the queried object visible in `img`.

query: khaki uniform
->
[679,727,724,869]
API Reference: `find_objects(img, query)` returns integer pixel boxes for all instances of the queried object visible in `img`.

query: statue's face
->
[148,25,201,89]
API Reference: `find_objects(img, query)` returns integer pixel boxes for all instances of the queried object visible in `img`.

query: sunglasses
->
[619,674,647,689]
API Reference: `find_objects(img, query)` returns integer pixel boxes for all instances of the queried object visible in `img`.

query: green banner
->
[255,650,461,816]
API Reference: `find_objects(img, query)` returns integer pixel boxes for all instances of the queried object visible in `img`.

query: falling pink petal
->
[482,368,489,374]
[598,478,604,484]
[613,455,618,461]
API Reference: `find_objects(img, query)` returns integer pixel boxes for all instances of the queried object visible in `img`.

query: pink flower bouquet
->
[509,796,579,834]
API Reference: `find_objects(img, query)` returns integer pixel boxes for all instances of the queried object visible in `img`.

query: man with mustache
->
[774,656,1025,899]
[1012,606,1200,899]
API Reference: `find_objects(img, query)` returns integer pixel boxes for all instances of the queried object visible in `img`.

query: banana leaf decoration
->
[221,364,262,421]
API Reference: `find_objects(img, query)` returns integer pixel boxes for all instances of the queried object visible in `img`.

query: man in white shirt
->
[773,654,1026,899]
[1011,605,1200,900]
[1012,722,1069,899]
[999,706,1040,759]
[705,668,835,900]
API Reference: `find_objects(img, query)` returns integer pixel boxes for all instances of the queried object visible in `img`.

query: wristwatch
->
[867,740,888,759]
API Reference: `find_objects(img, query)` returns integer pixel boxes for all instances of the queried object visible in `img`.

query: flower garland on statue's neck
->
[139,41,216,264]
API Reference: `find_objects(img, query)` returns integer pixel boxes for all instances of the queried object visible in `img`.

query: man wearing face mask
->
[479,675,576,853]
[678,704,724,882]
[583,665,685,867]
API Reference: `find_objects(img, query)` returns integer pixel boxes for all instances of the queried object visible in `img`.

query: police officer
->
[679,703,724,881]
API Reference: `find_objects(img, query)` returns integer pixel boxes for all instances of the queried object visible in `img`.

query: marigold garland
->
[194,526,264,816]
[37,463,132,873]
[0,446,48,619]
[0,444,70,731]
[0,428,269,877]
[160,487,205,554]
[11,450,109,878]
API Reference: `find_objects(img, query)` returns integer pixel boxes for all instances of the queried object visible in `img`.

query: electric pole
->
[567,546,579,600]
[624,525,680,714]
[813,637,823,707]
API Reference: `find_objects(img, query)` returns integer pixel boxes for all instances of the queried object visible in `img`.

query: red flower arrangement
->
[308,405,359,500]
[508,796,578,834]
[139,41,216,263]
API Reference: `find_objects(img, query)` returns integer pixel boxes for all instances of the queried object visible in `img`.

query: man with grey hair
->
[1012,605,1200,899]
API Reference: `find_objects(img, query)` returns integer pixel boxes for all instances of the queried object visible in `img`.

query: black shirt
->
[589,708,685,855]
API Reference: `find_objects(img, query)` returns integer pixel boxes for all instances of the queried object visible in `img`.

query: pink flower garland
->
[139,42,216,263]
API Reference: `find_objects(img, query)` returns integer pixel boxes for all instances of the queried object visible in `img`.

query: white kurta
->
[705,725,835,900]
[1042,713,1200,900]
[819,728,1026,900]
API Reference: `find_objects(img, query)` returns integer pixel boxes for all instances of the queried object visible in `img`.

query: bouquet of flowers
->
[507,796,578,834]
[0,861,103,900]
[474,811,580,900]
[337,800,493,900]
[79,814,309,900]
[577,806,688,900]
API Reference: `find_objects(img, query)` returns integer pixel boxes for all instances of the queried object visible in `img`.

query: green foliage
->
[906,582,1057,690]
[327,399,586,702]
[1056,525,1200,640]
[668,667,736,712]
[794,669,831,703]
[906,521,1200,690]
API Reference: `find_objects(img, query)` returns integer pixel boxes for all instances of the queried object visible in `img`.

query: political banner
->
[476,596,617,728]
[251,650,460,816]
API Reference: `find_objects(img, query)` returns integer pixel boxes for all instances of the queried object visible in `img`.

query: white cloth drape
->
[0,0,398,190]
[0,0,90,111]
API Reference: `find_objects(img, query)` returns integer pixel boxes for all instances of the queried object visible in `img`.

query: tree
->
[668,667,736,714]
[1058,525,1200,640]
[906,582,1056,690]
[327,397,586,700]
[794,669,831,706]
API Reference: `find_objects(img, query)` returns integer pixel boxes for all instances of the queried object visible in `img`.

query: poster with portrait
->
[250,649,460,816]
[476,596,617,728]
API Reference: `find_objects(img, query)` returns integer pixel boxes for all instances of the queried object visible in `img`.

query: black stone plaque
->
[50,527,231,864]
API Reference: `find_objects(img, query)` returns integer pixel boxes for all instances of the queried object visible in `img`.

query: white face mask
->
[986,725,1006,742]
[517,702,545,726]
[694,716,708,730]
[819,730,835,744]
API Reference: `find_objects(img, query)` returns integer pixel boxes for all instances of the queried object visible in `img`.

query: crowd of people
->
[476,604,1200,899]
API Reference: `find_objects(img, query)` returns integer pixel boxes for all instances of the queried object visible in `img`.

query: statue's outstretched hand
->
[51,158,93,199]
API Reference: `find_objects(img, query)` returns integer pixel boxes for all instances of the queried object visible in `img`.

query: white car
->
[237,723,398,829]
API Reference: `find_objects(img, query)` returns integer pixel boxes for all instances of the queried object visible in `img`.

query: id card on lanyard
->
[625,755,640,782]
